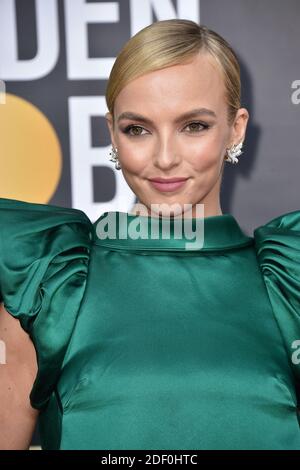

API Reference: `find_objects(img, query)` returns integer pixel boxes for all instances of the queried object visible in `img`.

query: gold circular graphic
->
[0,93,62,203]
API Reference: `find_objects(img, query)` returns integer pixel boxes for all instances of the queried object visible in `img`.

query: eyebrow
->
[117,108,217,124]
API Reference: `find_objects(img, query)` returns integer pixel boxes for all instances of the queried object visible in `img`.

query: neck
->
[130,203,223,219]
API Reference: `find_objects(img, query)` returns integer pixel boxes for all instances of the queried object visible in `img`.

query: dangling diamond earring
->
[225,142,244,164]
[109,146,122,170]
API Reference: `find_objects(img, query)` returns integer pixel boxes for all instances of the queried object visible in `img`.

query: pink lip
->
[148,177,189,192]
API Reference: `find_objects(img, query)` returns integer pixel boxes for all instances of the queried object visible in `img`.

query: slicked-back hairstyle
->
[105,19,241,127]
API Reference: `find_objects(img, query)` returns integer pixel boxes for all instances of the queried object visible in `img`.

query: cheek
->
[116,138,148,173]
[189,135,225,172]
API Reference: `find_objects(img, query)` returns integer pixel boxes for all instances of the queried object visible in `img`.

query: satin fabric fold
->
[0,197,300,449]
[254,210,300,394]
[0,197,93,409]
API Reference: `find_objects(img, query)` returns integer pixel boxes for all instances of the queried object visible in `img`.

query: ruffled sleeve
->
[253,210,300,389]
[0,197,94,410]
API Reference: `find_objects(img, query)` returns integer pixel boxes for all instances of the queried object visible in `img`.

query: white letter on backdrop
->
[0,0,59,80]
[130,0,200,35]
[68,96,135,220]
[65,0,119,79]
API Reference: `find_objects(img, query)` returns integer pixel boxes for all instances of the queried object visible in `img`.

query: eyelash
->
[121,121,210,137]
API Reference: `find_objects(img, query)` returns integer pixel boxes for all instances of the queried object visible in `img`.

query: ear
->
[105,112,117,147]
[227,107,249,147]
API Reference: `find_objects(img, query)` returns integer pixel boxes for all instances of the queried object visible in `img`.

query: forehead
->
[114,52,227,116]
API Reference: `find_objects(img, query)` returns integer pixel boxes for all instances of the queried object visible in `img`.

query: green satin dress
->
[0,197,300,450]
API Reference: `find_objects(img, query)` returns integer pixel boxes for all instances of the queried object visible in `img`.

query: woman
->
[0,19,300,450]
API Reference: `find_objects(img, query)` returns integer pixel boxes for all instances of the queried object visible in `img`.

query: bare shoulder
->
[0,302,39,449]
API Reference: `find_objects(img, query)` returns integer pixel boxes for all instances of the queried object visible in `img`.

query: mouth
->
[148,177,189,193]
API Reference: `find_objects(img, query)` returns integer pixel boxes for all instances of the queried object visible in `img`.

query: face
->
[106,52,249,219]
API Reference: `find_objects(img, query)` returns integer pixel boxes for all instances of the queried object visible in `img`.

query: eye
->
[184,121,210,133]
[122,125,148,136]
[121,121,210,137]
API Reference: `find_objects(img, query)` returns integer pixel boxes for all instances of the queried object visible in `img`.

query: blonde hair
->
[105,19,241,127]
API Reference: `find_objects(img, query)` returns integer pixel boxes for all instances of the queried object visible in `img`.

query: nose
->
[152,133,181,171]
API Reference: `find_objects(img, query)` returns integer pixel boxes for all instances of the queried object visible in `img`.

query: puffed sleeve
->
[253,209,300,388]
[0,197,94,410]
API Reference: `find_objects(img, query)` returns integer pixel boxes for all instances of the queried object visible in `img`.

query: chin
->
[144,201,191,219]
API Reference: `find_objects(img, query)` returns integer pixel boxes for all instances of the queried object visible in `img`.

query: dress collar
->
[93,211,254,252]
